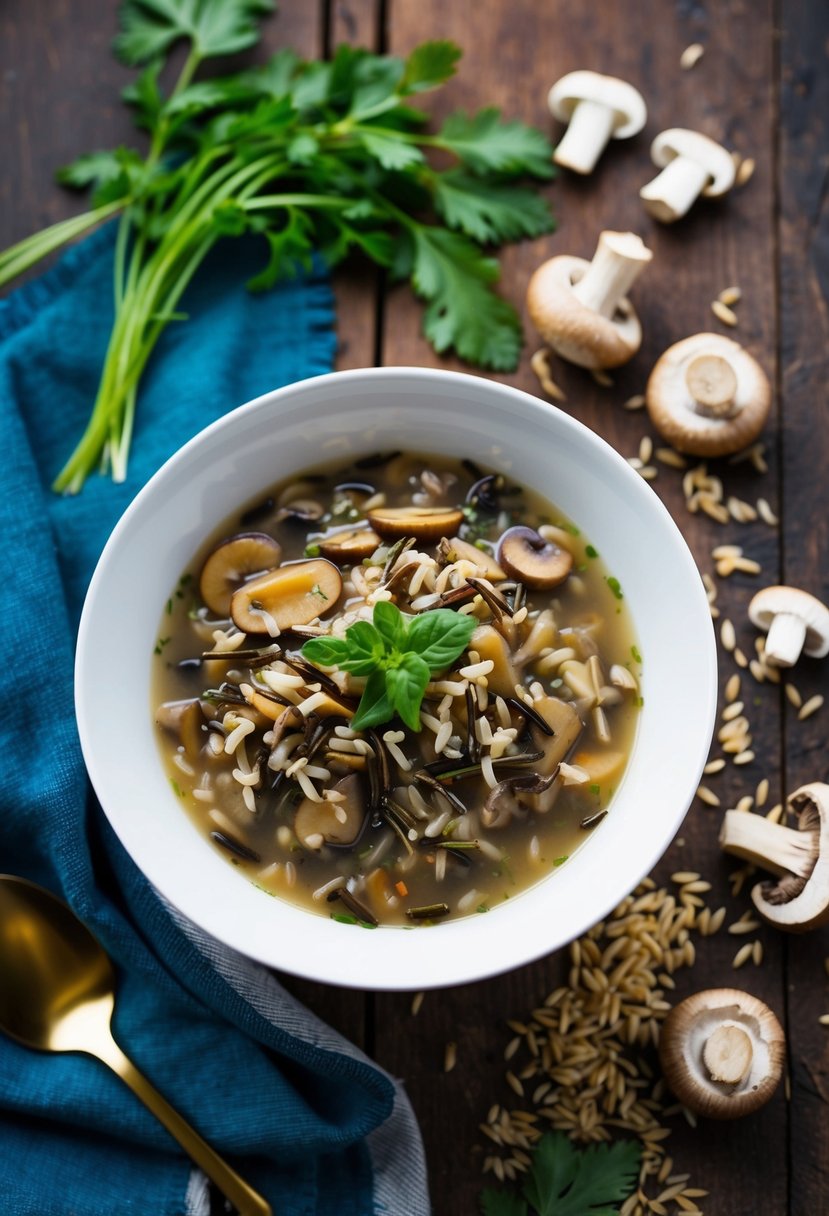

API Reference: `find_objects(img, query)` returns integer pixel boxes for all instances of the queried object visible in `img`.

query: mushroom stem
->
[685,354,739,419]
[719,808,816,879]
[702,1023,754,1085]
[640,155,712,223]
[764,611,808,667]
[571,231,653,318]
[554,99,616,174]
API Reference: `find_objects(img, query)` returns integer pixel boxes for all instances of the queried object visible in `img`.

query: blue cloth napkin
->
[0,225,429,1216]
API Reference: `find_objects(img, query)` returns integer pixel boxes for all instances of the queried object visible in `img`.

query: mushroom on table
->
[748,585,829,667]
[645,332,771,456]
[659,988,785,1119]
[640,128,736,222]
[548,70,647,175]
[720,782,829,931]
[526,229,653,370]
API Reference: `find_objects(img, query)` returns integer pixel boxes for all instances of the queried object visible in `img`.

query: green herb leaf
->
[115,0,275,65]
[524,1133,640,1216]
[479,1189,527,1216]
[437,108,555,178]
[350,668,395,731]
[410,226,522,370]
[401,41,461,94]
[336,620,385,676]
[301,635,352,668]
[373,600,408,651]
[386,653,430,731]
[432,170,555,244]
[405,608,476,669]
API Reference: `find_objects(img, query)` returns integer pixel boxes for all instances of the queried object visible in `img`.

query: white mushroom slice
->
[520,695,584,813]
[748,586,829,667]
[230,559,342,633]
[469,625,519,699]
[526,231,652,370]
[659,988,785,1119]
[548,71,647,175]
[721,784,829,932]
[640,128,736,223]
[294,774,365,850]
[646,333,771,457]
[437,536,507,581]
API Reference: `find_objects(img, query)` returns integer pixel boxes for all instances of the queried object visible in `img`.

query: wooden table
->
[3,2,828,1212]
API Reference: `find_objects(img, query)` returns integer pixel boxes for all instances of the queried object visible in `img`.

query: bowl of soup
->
[75,367,716,989]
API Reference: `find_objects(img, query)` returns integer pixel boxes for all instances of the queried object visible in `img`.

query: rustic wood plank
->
[378,2,786,1212]
[778,5,829,1214]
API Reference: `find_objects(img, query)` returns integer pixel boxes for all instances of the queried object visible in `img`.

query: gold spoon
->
[0,874,272,1216]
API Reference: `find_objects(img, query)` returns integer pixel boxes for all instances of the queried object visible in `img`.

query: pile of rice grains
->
[472,295,829,1214]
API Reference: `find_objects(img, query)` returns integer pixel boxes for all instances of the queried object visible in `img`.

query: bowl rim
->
[76,366,718,989]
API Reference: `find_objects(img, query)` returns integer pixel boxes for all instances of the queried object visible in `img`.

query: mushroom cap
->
[751,782,829,931]
[650,128,736,197]
[548,71,647,138]
[526,254,642,369]
[659,988,785,1119]
[645,333,771,456]
[748,586,829,656]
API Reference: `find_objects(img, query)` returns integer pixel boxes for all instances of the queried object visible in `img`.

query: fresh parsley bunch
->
[302,601,475,732]
[481,1132,641,1216]
[0,0,555,493]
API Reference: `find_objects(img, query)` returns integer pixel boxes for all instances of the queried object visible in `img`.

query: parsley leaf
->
[303,602,475,732]
[437,108,556,178]
[432,170,556,244]
[480,1133,641,1216]
[115,0,275,65]
[410,227,522,370]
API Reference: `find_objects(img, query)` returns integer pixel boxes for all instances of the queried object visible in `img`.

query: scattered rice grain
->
[799,694,824,721]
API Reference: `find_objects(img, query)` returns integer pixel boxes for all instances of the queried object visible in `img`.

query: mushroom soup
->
[152,453,641,926]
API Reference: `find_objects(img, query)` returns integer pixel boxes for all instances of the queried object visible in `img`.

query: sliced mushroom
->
[548,71,647,175]
[497,526,573,589]
[230,559,342,634]
[527,230,653,370]
[521,695,584,813]
[294,774,366,850]
[720,783,829,931]
[367,505,464,542]
[199,532,282,617]
[276,499,324,524]
[483,771,558,829]
[317,527,381,565]
[659,988,785,1119]
[640,128,736,223]
[438,536,507,582]
[156,698,204,759]
[470,624,519,700]
[646,333,771,457]
[513,609,557,667]
[748,585,829,667]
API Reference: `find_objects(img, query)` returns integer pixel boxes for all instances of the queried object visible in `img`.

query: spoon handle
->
[96,1030,273,1216]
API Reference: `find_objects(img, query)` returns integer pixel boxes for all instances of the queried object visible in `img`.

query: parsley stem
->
[0,199,126,287]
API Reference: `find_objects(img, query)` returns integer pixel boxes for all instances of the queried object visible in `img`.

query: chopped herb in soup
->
[153,453,641,926]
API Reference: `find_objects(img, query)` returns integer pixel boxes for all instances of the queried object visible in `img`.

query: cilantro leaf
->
[480,1189,527,1216]
[115,0,275,65]
[437,108,555,178]
[405,608,476,669]
[401,41,461,94]
[350,669,395,732]
[410,226,522,370]
[432,171,556,244]
[523,1134,641,1216]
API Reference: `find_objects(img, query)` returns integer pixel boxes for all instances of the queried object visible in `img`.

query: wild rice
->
[718,285,742,306]
[757,497,778,526]
[411,991,425,1017]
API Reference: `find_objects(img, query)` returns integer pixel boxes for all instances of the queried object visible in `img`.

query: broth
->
[152,452,641,927]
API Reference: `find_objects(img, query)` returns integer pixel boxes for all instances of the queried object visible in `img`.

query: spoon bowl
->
[0,875,271,1216]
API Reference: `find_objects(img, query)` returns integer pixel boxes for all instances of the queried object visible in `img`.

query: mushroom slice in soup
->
[199,532,282,616]
[295,775,366,850]
[230,559,342,633]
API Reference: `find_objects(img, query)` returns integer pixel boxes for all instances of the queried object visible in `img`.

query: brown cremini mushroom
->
[317,527,381,564]
[156,698,204,759]
[646,333,771,456]
[497,526,573,589]
[527,230,652,370]
[367,505,463,542]
[748,585,829,667]
[659,988,785,1119]
[720,783,829,931]
[548,71,647,175]
[294,774,365,850]
[640,128,736,223]
[199,532,282,617]
[437,536,507,582]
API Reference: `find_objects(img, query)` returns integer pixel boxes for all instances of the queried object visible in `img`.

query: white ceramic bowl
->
[76,368,716,990]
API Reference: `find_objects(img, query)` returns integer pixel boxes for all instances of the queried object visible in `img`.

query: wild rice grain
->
[718,285,742,306]
[623,394,646,411]
[757,497,779,526]
[655,447,688,469]
[704,758,726,775]
[755,777,770,807]
[734,749,755,766]
[506,1071,525,1097]
[695,785,720,807]
[752,940,764,965]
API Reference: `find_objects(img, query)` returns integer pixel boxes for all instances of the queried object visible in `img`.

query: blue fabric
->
[0,226,426,1215]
